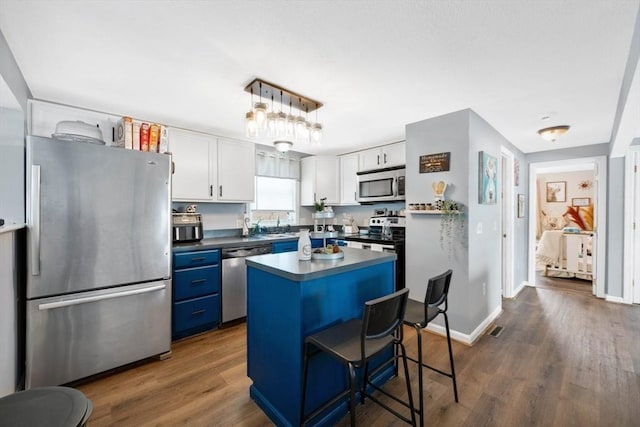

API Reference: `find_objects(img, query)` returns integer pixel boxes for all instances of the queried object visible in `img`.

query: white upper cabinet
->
[169,128,216,201]
[300,156,339,206]
[169,130,255,203]
[358,141,406,171]
[339,153,359,205]
[217,137,255,202]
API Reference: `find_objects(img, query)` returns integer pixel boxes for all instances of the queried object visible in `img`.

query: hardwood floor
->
[77,287,640,426]
[535,271,593,296]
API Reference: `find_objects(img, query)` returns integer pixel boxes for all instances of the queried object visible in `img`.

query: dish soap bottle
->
[298,229,312,261]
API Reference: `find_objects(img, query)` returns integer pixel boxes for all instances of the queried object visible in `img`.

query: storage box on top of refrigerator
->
[25,135,172,388]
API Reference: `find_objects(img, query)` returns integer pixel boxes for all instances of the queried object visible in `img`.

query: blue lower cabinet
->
[173,294,220,340]
[172,249,221,340]
[272,240,298,254]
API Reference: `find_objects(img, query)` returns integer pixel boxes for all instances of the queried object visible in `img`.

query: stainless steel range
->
[343,216,406,290]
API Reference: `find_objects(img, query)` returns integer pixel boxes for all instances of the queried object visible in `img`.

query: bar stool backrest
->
[361,288,409,357]
[425,269,453,311]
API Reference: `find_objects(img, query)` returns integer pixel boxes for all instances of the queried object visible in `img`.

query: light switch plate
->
[476,222,483,234]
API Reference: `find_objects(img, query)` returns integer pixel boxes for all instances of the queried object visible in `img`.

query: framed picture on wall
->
[478,151,498,204]
[546,181,566,202]
[514,159,520,187]
[517,194,525,218]
[572,197,590,207]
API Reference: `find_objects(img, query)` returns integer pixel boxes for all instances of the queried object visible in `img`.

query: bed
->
[536,229,594,281]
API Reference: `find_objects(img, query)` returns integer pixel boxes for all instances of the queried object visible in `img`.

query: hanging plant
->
[440,200,465,256]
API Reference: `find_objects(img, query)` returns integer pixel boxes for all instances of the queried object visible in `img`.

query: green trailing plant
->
[440,200,465,256]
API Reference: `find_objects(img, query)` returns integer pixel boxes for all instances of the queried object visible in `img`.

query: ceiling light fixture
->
[244,78,323,150]
[273,140,293,153]
[537,125,570,142]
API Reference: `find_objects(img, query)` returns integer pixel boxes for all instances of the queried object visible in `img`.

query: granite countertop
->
[245,247,396,281]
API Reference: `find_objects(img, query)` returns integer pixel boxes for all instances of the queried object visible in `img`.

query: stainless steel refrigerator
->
[25,135,172,388]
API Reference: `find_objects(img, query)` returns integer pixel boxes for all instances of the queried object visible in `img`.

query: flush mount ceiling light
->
[273,140,293,152]
[244,78,323,148]
[537,125,570,142]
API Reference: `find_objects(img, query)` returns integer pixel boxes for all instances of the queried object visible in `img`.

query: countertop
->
[172,233,301,252]
[245,246,396,281]
[0,223,25,235]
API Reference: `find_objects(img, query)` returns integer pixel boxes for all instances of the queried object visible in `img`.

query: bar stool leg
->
[348,363,357,427]
[415,325,424,427]
[444,313,458,402]
[399,342,417,426]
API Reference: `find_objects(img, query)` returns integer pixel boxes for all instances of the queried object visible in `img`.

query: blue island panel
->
[247,260,395,427]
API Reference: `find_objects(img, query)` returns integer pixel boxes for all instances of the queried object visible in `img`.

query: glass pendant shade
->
[266,111,278,137]
[537,125,570,142]
[245,111,257,138]
[285,113,296,138]
[254,102,268,129]
[311,123,322,143]
[276,111,287,135]
[294,115,307,140]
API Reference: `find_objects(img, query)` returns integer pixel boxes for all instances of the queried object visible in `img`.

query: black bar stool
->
[403,269,458,427]
[0,386,93,427]
[300,288,416,426]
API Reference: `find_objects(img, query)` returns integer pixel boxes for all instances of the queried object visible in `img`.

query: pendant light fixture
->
[243,78,323,149]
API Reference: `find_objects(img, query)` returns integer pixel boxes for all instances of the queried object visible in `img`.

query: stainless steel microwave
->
[357,166,405,203]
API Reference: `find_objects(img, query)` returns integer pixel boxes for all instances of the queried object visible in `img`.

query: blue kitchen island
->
[245,247,397,427]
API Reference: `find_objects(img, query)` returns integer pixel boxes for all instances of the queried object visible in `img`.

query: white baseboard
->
[425,304,503,346]
[512,281,528,297]
[605,295,626,304]
[524,281,536,288]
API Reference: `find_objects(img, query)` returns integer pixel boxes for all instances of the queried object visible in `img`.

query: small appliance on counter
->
[172,213,203,243]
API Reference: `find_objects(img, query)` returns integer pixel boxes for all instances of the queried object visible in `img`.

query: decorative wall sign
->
[546,181,566,202]
[478,151,497,204]
[514,159,520,187]
[572,197,590,207]
[517,194,525,218]
[420,152,450,173]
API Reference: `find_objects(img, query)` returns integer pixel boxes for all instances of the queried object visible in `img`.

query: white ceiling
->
[0,0,638,156]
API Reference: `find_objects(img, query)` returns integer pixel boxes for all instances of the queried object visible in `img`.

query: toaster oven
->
[172,213,203,242]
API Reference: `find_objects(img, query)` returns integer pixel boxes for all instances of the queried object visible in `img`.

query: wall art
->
[546,181,566,202]
[517,194,525,218]
[478,151,497,204]
[420,152,450,173]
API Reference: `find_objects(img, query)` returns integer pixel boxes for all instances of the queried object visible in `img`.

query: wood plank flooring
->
[535,271,593,296]
[77,287,640,426]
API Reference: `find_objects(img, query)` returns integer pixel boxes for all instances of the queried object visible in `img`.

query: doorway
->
[500,147,514,298]
[528,157,607,298]
[624,147,640,304]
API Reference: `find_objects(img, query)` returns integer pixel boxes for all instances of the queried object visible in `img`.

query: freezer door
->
[26,136,171,298]
[26,280,171,388]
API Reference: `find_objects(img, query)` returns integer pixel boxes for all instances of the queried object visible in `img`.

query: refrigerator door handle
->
[31,165,41,276]
[38,283,166,310]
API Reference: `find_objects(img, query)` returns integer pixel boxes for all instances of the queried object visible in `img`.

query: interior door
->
[634,150,640,304]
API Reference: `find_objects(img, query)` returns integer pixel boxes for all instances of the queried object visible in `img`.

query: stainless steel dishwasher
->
[221,244,272,323]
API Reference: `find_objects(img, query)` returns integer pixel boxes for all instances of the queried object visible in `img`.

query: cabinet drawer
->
[173,265,220,301]
[173,249,220,269]
[272,240,298,254]
[173,294,219,337]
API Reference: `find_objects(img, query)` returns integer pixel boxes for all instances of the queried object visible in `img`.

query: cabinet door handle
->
[384,153,387,164]
[191,279,207,284]
[191,309,206,316]
[219,185,222,197]
[210,185,213,197]
[191,257,206,262]
[354,191,357,200]
[377,154,380,165]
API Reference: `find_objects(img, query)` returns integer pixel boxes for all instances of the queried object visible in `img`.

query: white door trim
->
[624,147,640,304]
[500,146,515,298]
[528,156,607,298]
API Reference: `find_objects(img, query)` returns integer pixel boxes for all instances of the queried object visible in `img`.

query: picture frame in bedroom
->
[517,194,525,218]
[572,197,590,207]
[546,181,566,202]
